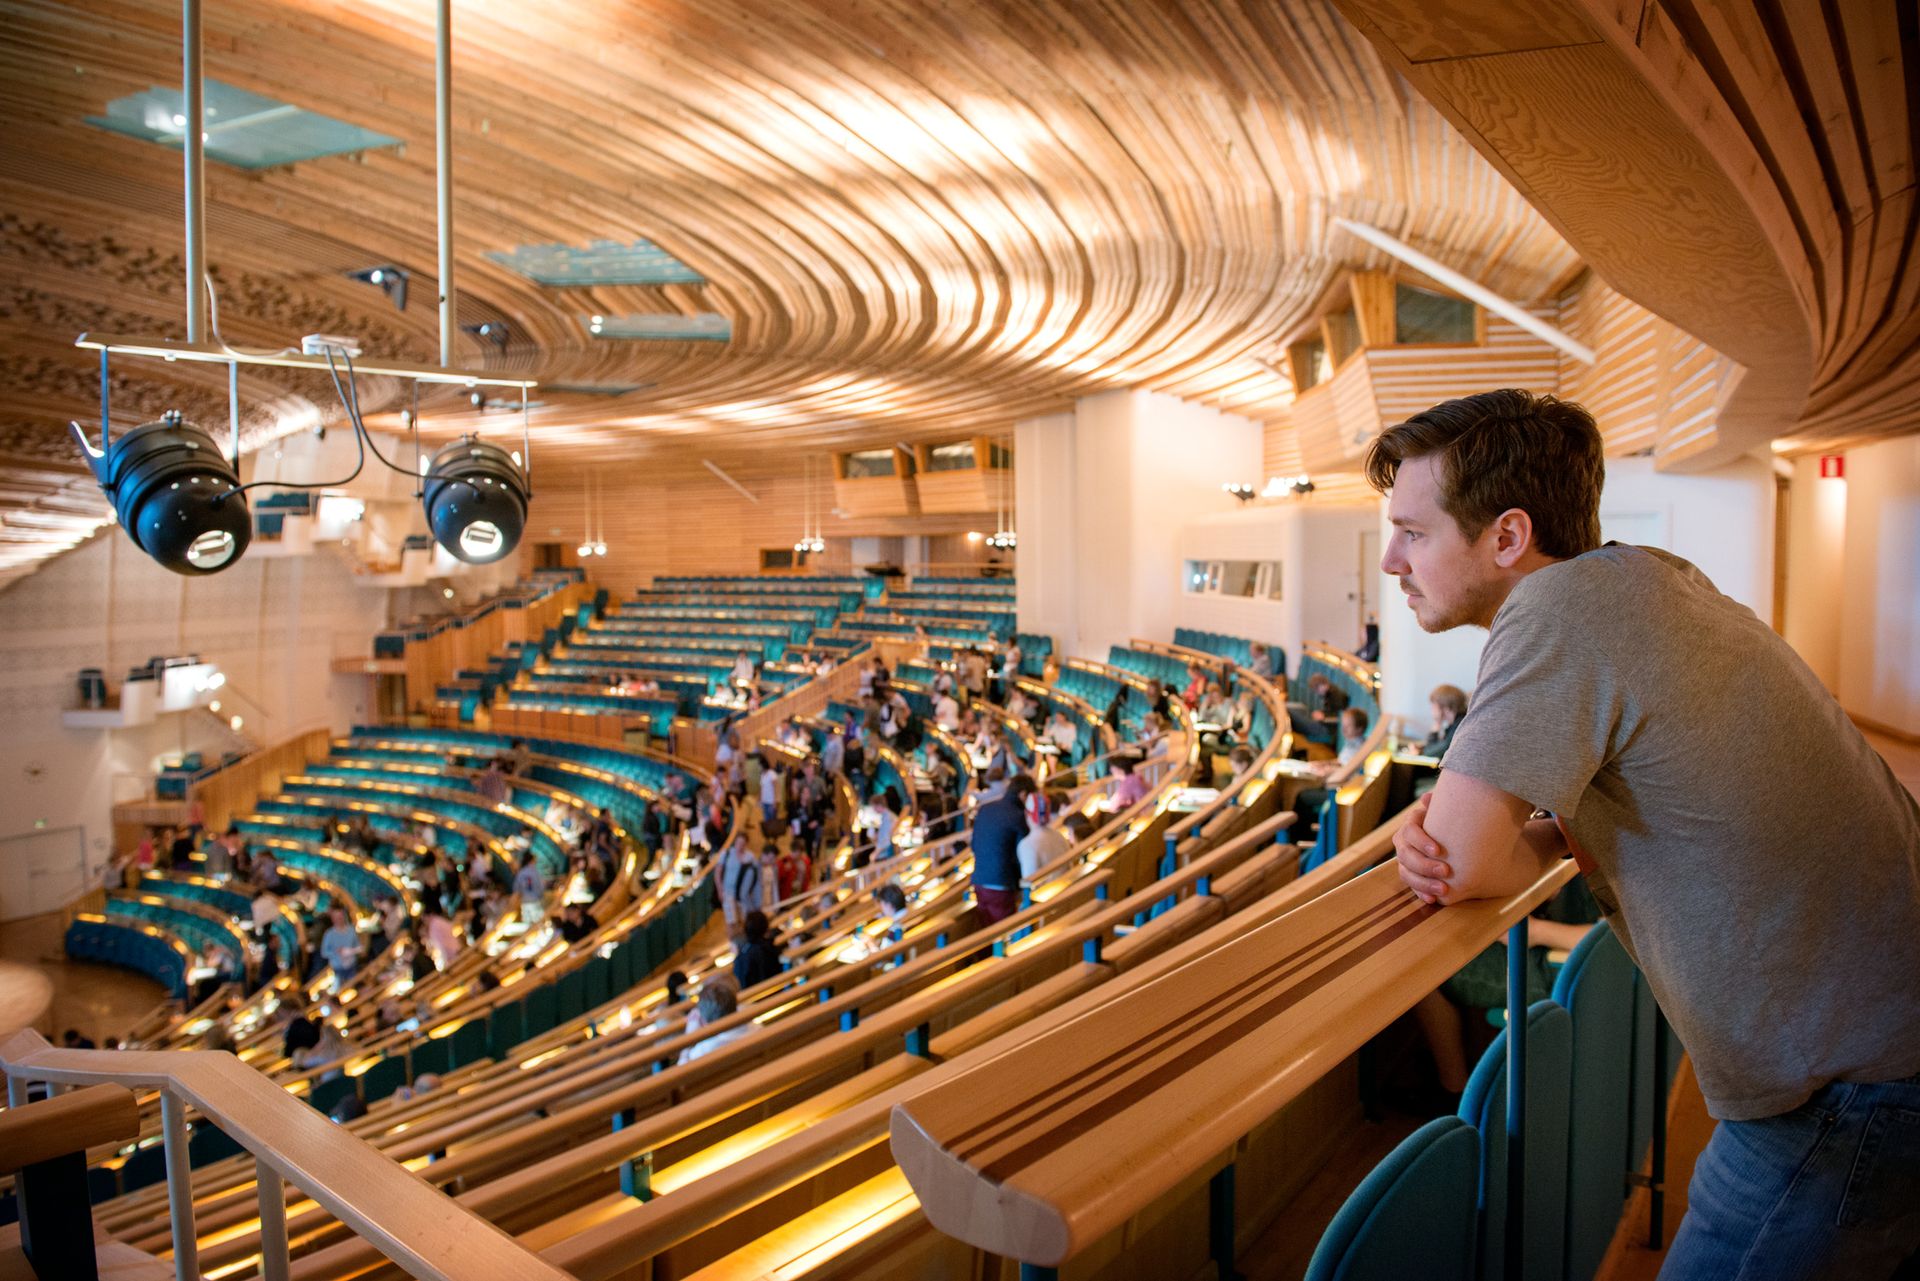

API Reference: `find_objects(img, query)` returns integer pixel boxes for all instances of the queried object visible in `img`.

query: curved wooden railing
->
[890,853,1576,1267]
[0,1031,574,1281]
[1302,640,1381,695]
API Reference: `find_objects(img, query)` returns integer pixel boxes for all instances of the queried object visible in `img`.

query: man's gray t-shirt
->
[1443,544,1920,1120]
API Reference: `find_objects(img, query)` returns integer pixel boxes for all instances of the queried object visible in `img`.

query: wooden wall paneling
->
[833,474,922,520]
[1348,272,1397,348]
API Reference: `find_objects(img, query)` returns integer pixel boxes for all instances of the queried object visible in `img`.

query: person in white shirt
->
[250,889,282,934]
[422,907,461,969]
[1016,794,1070,881]
[679,981,752,1064]
[512,853,547,921]
[731,650,756,686]
[933,689,961,731]
[1045,711,1079,755]
[759,762,783,831]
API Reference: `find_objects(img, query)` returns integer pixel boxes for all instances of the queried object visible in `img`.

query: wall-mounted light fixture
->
[461,320,509,355]
[347,265,409,311]
[1221,482,1256,503]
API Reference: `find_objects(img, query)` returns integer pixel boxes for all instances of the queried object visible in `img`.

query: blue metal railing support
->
[1504,919,1527,1281]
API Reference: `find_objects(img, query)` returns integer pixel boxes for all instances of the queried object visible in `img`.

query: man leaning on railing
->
[1371,389,1920,1281]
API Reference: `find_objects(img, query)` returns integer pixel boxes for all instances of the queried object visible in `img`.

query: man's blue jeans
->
[1660,1073,1920,1280]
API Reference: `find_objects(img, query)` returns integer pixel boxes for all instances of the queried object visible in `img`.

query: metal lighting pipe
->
[183,0,207,342]
[1332,217,1597,365]
[435,0,455,367]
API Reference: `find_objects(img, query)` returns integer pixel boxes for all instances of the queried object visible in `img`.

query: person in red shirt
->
[775,842,810,902]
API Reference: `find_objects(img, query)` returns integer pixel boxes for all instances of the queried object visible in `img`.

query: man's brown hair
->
[1364,389,1605,559]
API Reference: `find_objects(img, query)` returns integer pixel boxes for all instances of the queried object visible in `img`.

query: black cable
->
[219,350,367,501]
[341,350,418,479]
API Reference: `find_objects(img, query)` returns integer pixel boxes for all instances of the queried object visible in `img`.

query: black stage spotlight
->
[72,411,251,574]
[347,265,409,311]
[421,436,528,564]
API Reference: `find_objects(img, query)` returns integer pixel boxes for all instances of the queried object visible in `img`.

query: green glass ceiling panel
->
[489,240,706,286]
[587,313,730,342]
[86,80,400,170]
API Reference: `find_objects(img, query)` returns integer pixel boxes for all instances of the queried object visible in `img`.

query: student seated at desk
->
[679,980,751,1064]
[1288,707,1370,840]
[1410,683,1469,800]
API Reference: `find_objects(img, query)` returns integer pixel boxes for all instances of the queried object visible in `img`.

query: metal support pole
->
[613,1110,652,1200]
[1504,921,1527,1281]
[161,1091,200,1281]
[1209,1162,1240,1281]
[228,360,240,464]
[255,1157,290,1281]
[434,0,455,367]
[1648,1013,1670,1249]
[182,0,206,343]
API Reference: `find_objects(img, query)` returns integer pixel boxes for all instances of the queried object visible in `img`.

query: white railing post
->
[160,1090,201,1281]
[256,1155,291,1281]
[5,1072,25,1106]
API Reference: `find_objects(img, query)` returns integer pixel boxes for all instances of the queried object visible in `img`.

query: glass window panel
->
[1220,561,1259,597]
[1394,285,1477,344]
[1292,337,1330,390]
[1266,561,1284,600]
[1184,560,1210,593]
[843,449,896,479]
[926,442,977,472]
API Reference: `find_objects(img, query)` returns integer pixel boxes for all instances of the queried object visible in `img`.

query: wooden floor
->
[0,910,166,1046]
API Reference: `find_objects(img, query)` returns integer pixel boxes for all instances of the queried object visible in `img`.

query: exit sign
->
[1819,455,1846,478]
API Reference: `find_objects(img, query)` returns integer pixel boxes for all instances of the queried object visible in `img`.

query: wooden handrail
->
[0,1032,574,1281]
[0,1083,140,1174]
[890,856,1577,1266]
[1303,640,1381,692]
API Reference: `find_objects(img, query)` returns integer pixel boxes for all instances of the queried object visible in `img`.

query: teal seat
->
[358,1055,407,1103]
[1458,1001,1572,1281]
[1306,1116,1480,1281]
[1550,923,1637,1281]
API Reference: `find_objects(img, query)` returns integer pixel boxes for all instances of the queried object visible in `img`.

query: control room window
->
[1394,284,1477,344]
[842,449,897,479]
[926,442,977,472]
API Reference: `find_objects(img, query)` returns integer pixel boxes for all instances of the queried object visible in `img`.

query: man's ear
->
[1489,507,1535,568]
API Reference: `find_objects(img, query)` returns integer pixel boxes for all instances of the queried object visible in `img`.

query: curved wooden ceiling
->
[1,0,1581,477]
[1335,0,1919,466]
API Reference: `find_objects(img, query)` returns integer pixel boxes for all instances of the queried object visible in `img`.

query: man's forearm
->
[1442,818,1565,903]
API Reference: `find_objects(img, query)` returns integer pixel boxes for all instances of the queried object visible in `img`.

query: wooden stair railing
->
[1,1082,141,1281]
[0,1032,575,1281]
[890,856,1577,1268]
